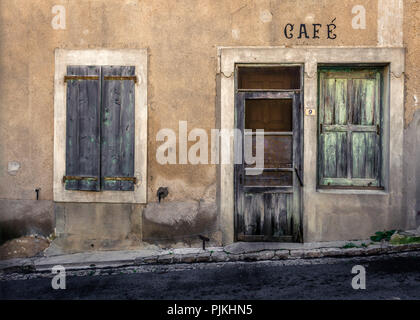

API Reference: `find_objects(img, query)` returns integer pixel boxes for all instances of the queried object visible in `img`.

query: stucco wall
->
[404,0,420,126]
[0,0,417,250]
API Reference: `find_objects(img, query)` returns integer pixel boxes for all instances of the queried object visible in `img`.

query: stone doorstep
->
[1,242,420,272]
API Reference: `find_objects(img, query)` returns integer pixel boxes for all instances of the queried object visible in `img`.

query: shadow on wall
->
[0,200,54,245]
[142,200,220,247]
[405,109,420,231]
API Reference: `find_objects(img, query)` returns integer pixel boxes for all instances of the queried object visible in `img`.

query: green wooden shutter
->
[65,66,101,191]
[318,69,382,188]
[101,66,136,191]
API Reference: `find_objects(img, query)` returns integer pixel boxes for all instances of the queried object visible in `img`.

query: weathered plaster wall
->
[403,109,420,231]
[0,0,416,250]
[404,0,420,126]
[53,203,144,253]
[0,0,379,200]
[0,200,53,244]
[403,0,420,232]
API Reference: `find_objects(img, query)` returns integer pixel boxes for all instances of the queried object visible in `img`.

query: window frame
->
[316,65,386,190]
[54,49,147,203]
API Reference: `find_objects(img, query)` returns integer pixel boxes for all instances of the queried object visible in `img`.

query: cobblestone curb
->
[2,242,420,274]
[134,242,420,265]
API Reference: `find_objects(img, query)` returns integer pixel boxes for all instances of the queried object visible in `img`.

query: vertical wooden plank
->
[334,79,347,125]
[351,132,366,178]
[292,93,302,241]
[318,72,325,130]
[277,194,287,237]
[361,79,375,125]
[243,194,264,235]
[102,66,121,190]
[78,67,101,191]
[322,133,337,178]
[119,67,136,191]
[101,66,136,191]
[336,132,347,178]
[375,72,382,186]
[287,194,295,238]
[271,195,280,237]
[263,193,273,236]
[323,78,335,124]
[347,79,353,180]
[65,66,100,191]
[65,72,80,190]
[243,194,252,235]
[262,193,290,238]
[352,79,360,124]
[235,92,245,238]
[364,132,377,178]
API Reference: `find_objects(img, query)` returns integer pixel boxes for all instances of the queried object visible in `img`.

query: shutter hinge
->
[64,76,99,82]
[376,124,380,135]
[103,76,138,83]
[104,177,138,184]
[320,123,323,134]
[62,176,98,183]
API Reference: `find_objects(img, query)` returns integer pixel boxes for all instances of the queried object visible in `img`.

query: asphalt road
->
[1,252,420,300]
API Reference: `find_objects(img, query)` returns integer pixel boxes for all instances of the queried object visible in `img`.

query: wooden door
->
[235,91,303,242]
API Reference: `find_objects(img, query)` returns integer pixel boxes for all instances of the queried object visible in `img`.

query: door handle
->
[294,167,303,187]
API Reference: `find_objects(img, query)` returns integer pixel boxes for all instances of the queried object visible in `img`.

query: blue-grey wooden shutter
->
[65,66,101,191]
[318,68,382,188]
[101,66,136,191]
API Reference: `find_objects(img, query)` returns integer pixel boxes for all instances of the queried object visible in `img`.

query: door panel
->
[245,99,293,131]
[244,171,293,187]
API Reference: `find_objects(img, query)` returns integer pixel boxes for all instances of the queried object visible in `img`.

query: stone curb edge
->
[1,243,420,273]
[136,243,420,266]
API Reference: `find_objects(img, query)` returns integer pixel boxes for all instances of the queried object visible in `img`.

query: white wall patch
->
[377,0,403,47]
[259,10,272,23]
[7,161,20,176]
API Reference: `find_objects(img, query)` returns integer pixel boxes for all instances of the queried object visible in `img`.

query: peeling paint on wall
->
[232,29,240,40]
[259,9,272,23]
[7,161,20,176]
[377,0,403,47]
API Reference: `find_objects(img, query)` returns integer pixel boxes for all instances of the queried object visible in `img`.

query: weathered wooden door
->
[235,91,303,242]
